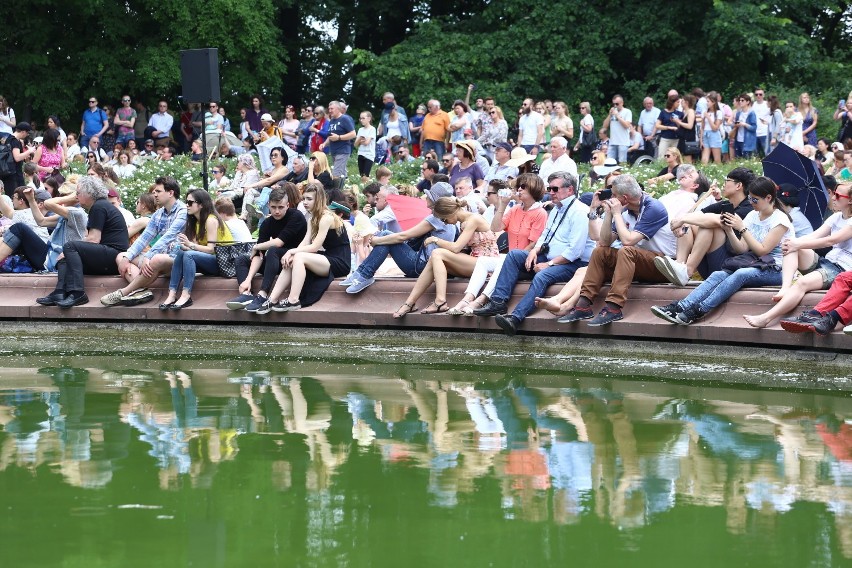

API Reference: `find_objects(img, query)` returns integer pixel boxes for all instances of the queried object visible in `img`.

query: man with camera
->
[559,173,670,326]
[474,171,595,335]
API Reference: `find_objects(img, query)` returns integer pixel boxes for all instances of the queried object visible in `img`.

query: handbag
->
[721,251,777,272]
[214,241,255,278]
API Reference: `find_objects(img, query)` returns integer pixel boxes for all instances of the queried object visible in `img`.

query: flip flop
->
[420,301,448,315]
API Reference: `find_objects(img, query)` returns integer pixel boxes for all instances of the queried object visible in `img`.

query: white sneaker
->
[844,323,852,336]
[655,256,690,287]
[100,290,124,306]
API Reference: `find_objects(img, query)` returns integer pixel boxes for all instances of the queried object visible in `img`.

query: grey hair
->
[551,136,568,149]
[328,100,342,110]
[382,92,395,101]
[675,163,697,179]
[610,174,642,199]
[454,176,473,189]
[382,184,399,195]
[77,175,109,200]
[547,171,577,191]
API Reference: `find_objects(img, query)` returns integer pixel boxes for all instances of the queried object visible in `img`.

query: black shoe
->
[495,314,519,336]
[36,291,66,306]
[812,313,838,336]
[169,298,193,310]
[557,306,595,323]
[57,292,89,309]
[780,310,821,333]
[587,307,624,326]
[650,302,682,324]
[675,305,707,325]
[472,300,508,317]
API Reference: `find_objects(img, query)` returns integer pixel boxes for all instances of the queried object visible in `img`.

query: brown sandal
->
[393,303,417,318]
[420,301,448,314]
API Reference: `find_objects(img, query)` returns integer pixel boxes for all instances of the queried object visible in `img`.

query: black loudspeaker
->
[180,48,220,103]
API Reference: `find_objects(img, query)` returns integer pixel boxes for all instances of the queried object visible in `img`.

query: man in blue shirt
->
[474,171,595,335]
[100,176,187,306]
[79,96,108,149]
[560,174,670,326]
[321,100,356,177]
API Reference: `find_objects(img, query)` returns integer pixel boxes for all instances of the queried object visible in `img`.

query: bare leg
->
[430,250,477,307]
[535,267,587,315]
[0,242,13,264]
[287,252,330,303]
[268,266,293,303]
[675,228,695,264]
[711,148,722,164]
[686,227,725,276]
[744,272,823,328]
[402,257,436,308]
[773,249,815,302]
[120,255,173,295]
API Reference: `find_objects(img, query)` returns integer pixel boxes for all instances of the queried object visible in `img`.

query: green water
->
[1,332,850,568]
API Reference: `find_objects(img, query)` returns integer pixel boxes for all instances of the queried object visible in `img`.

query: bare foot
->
[743,314,770,329]
[771,288,788,303]
[535,296,565,315]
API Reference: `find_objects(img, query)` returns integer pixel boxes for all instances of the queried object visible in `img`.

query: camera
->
[539,243,550,256]
[598,188,612,200]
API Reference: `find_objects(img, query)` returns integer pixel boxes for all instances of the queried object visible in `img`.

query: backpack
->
[0,135,15,177]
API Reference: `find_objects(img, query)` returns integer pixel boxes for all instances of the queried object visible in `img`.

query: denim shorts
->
[801,255,844,288]
[703,130,722,149]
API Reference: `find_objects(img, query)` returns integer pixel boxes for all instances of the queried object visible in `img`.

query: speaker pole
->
[201,119,209,192]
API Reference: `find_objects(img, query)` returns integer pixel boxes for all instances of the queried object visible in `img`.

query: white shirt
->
[638,107,660,137]
[609,108,632,146]
[744,209,795,265]
[656,189,699,258]
[825,212,852,271]
[752,101,770,136]
[538,153,578,182]
[357,126,376,160]
[149,112,174,139]
[518,111,544,145]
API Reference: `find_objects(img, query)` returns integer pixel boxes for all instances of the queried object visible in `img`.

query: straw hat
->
[505,147,536,169]
[455,140,477,161]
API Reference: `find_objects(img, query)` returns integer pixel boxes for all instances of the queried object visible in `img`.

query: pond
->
[0,329,850,567]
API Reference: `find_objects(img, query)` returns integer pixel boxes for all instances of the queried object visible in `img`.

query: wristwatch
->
[587,211,598,220]
[547,260,554,267]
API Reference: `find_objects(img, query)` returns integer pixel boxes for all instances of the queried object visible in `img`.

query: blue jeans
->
[679,267,781,313]
[756,134,769,157]
[116,132,135,146]
[356,231,423,278]
[490,249,586,322]
[607,144,628,163]
[421,140,445,160]
[169,249,219,293]
[256,187,272,216]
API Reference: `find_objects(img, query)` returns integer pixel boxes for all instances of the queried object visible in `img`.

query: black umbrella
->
[762,142,828,230]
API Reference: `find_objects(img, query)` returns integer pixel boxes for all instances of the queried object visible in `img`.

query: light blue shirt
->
[638,107,661,137]
[126,200,188,260]
[535,196,595,263]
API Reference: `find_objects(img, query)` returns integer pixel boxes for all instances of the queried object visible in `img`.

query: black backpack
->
[0,135,15,177]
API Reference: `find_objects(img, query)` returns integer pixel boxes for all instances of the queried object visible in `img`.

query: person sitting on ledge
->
[541,173,669,327]
[227,183,307,312]
[780,269,852,336]
[254,183,351,313]
[343,182,457,294]
[747,182,852,329]
[651,177,794,325]
[473,171,595,335]
[392,196,498,318]
[36,176,129,308]
[100,176,187,306]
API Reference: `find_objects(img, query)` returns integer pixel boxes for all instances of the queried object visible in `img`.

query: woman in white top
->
[780,100,804,151]
[112,151,137,178]
[214,196,253,242]
[355,111,376,182]
[700,93,724,165]
[745,182,852,328]
[652,177,794,325]
[0,96,15,135]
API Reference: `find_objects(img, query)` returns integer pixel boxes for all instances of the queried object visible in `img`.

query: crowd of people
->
[1,87,852,338]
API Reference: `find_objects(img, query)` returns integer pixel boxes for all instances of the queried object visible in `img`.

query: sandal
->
[463,296,487,316]
[393,303,417,319]
[446,300,470,316]
[420,300,448,315]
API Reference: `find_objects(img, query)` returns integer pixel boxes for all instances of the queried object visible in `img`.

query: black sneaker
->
[557,306,594,323]
[651,302,682,324]
[245,296,270,314]
[780,310,821,333]
[812,313,838,336]
[494,314,519,336]
[587,307,624,326]
[675,305,707,325]
[272,299,301,312]
[472,299,508,317]
[36,291,66,306]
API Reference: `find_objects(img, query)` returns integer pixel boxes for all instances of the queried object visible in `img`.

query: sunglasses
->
[89,100,97,104]
[547,186,562,193]
[212,170,222,174]
[313,112,321,116]
[489,111,497,115]
[834,192,851,200]
[443,159,451,163]
[87,154,95,158]
[186,200,197,206]
[122,98,130,102]
[748,196,761,204]
[145,143,153,147]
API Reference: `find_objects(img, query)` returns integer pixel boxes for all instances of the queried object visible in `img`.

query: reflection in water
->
[0,362,851,565]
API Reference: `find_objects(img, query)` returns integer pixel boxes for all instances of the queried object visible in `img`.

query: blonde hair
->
[304,184,344,240]
[311,152,331,175]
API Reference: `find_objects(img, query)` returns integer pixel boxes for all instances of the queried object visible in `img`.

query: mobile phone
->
[840,99,847,109]
[598,188,613,200]
[719,201,735,215]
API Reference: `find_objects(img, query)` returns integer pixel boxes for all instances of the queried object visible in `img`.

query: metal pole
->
[201,116,209,193]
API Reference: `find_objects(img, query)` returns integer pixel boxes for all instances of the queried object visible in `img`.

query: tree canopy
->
[2,0,850,127]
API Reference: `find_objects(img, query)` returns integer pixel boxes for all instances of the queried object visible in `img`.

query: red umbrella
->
[386,194,431,231]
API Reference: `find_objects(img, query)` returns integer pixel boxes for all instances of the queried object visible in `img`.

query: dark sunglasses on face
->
[186,200,197,206]
[547,185,561,192]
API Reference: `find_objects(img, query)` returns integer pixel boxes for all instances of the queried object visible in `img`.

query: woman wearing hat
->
[745,181,852,330]
[449,141,485,189]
